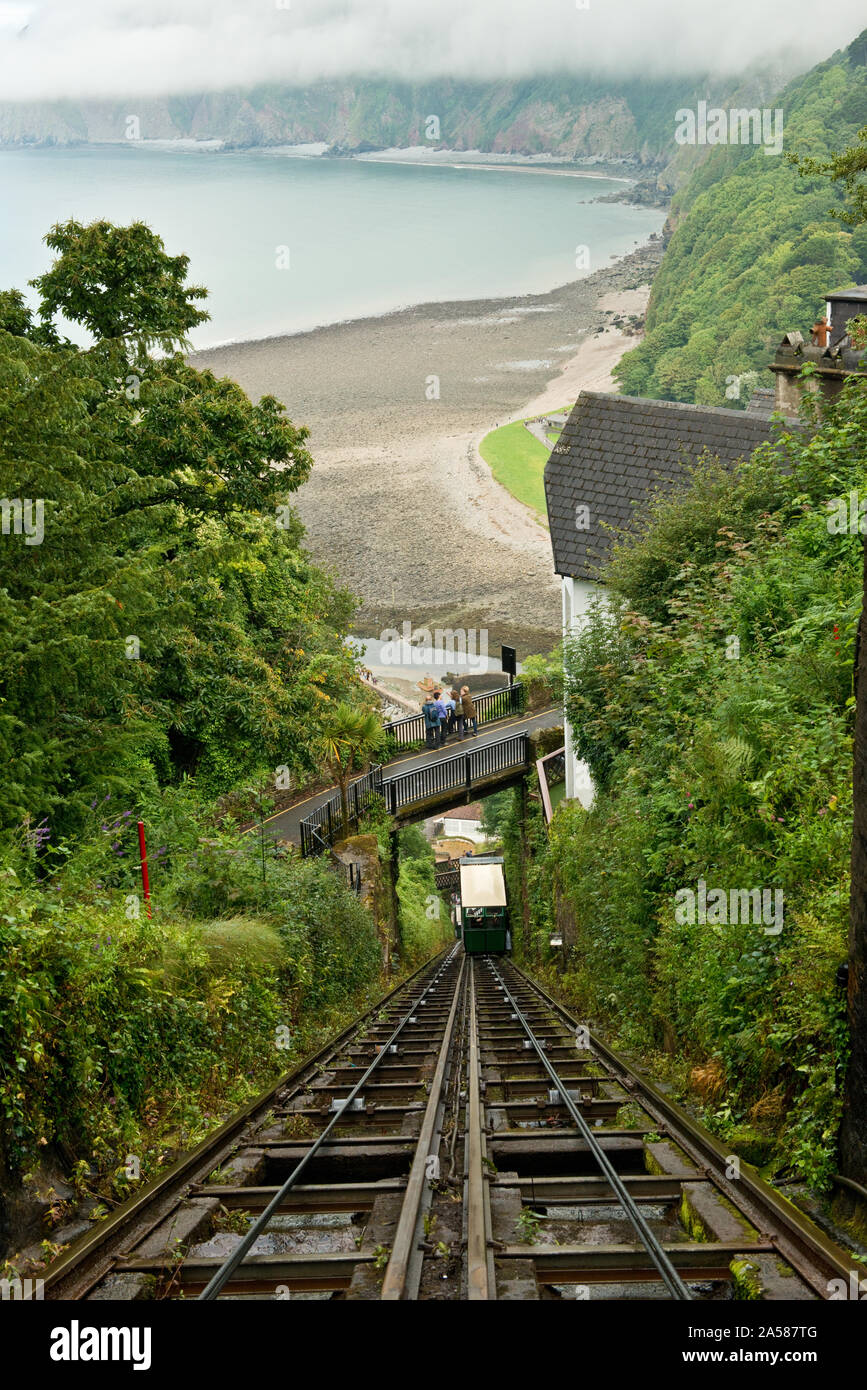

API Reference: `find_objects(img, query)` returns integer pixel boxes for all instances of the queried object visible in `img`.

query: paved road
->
[262,706,564,844]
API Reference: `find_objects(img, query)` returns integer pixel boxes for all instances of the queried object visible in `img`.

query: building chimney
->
[826,285,867,349]
[769,286,867,412]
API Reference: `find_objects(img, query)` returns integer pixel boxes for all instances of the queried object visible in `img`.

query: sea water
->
[0,144,664,346]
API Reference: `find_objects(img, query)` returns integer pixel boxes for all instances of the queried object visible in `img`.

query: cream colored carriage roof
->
[459,861,506,908]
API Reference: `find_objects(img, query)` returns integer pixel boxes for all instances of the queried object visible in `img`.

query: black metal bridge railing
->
[383,682,525,747]
[299,766,384,858]
[433,855,462,890]
[300,731,530,857]
[382,732,529,816]
[434,866,460,892]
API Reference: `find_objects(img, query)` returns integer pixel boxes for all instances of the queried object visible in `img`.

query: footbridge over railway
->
[259,684,562,854]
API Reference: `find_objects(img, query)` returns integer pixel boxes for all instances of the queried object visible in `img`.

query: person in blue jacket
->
[422,694,440,749]
[433,690,449,745]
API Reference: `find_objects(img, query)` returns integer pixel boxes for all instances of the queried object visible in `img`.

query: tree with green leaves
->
[319,703,386,834]
[30,218,209,356]
[790,124,867,228]
[789,117,867,1188]
[549,381,866,1187]
[0,289,33,337]
[120,356,312,519]
[0,220,357,840]
[614,33,867,406]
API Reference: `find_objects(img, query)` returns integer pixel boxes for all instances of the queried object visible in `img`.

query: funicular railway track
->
[464,960,861,1301]
[43,951,860,1303]
[43,949,464,1301]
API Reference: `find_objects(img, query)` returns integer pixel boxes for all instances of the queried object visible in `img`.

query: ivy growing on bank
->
[0,220,399,1230]
[0,800,384,1187]
[507,379,866,1189]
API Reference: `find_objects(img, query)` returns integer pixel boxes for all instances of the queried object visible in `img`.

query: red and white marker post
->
[137,820,152,918]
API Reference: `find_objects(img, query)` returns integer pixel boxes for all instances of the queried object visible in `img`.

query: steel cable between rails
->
[445,974,468,1183]
[198,946,460,1300]
[487,961,692,1302]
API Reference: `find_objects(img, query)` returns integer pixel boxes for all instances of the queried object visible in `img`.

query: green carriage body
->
[459,856,510,955]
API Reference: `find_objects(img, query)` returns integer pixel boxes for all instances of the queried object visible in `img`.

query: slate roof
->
[745,388,776,418]
[544,391,795,580]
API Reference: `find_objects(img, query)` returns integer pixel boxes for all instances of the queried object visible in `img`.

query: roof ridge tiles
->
[571,388,799,426]
[545,390,799,580]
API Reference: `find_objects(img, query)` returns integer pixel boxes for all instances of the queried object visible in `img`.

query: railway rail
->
[42,951,861,1302]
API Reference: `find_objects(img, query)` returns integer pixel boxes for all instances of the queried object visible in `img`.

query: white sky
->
[0,1,864,102]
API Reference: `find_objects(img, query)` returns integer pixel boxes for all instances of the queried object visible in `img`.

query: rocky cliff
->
[0,67,800,188]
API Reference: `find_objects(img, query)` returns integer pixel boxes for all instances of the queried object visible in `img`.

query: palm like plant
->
[320,702,386,833]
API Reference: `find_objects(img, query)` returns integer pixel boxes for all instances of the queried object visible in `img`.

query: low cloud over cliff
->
[0,0,865,102]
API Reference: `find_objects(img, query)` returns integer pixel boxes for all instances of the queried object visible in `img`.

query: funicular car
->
[458,855,510,954]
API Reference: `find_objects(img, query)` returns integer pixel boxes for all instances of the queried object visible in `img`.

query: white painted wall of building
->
[562,575,604,810]
[435,818,488,842]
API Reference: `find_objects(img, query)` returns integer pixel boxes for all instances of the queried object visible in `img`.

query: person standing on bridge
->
[452,685,465,740]
[422,694,440,749]
[449,685,462,737]
[442,689,456,741]
[461,686,477,737]
[434,690,449,745]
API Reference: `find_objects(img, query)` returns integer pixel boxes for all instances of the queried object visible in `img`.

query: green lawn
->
[478,419,551,520]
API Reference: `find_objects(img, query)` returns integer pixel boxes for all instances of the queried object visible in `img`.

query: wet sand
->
[192,239,662,655]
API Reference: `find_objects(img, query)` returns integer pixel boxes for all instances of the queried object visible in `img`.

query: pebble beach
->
[192,238,663,656]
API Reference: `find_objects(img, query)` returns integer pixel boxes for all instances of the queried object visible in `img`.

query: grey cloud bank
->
[0,0,864,102]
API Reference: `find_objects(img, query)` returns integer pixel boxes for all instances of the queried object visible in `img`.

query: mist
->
[0,0,864,103]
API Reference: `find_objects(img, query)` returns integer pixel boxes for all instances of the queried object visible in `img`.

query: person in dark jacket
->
[460,686,477,736]
[422,694,440,748]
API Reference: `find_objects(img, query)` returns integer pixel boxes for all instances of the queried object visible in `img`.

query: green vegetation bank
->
[501,381,865,1189]
[0,221,449,1267]
[615,30,867,406]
